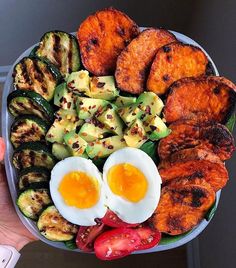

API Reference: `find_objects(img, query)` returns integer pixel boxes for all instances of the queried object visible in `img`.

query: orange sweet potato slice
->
[158,148,229,192]
[77,7,139,75]
[158,120,235,161]
[152,177,215,235]
[115,28,177,94]
[164,76,236,124]
[147,42,208,95]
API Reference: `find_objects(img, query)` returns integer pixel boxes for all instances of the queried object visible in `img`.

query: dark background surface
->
[0,0,236,267]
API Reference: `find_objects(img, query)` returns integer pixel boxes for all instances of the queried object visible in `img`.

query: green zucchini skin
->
[13,57,61,101]
[18,166,50,191]
[7,90,54,123]
[10,115,49,148]
[37,205,78,241]
[34,31,80,77]
[12,142,57,170]
[17,188,52,220]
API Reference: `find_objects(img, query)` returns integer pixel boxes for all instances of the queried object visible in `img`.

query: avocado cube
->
[137,92,164,119]
[117,104,142,127]
[52,143,71,160]
[76,97,109,120]
[144,115,171,141]
[86,136,127,158]
[67,70,91,97]
[124,119,148,148]
[90,76,119,100]
[46,109,83,143]
[97,106,124,136]
[79,121,111,142]
[64,130,87,156]
[54,82,75,110]
[114,96,137,108]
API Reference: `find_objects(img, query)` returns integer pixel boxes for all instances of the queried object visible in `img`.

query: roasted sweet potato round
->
[159,148,229,192]
[77,7,139,75]
[158,120,235,161]
[147,42,208,95]
[115,28,177,94]
[164,76,236,124]
[153,177,215,235]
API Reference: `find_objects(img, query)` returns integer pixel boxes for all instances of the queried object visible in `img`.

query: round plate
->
[1,30,220,253]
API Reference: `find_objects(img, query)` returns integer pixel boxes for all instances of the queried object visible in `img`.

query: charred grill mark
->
[32,60,44,83]
[163,74,170,81]
[163,45,171,53]
[191,187,206,207]
[213,86,221,95]
[20,61,31,84]
[29,150,36,166]
[167,215,184,233]
[53,34,62,68]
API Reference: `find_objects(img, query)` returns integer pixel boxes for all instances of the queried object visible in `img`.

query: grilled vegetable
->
[159,148,229,192]
[13,57,60,101]
[115,28,177,94]
[164,76,236,124]
[33,31,80,77]
[12,142,56,170]
[147,42,209,95]
[18,166,50,191]
[10,115,49,148]
[158,120,235,161]
[17,188,52,220]
[54,82,75,110]
[77,7,139,75]
[153,177,215,235]
[37,205,78,241]
[7,90,54,123]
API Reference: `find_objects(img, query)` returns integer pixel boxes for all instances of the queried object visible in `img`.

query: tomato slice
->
[0,138,5,161]
[134,224,161,250]
[94,228,141,260]
[76,221,106,252]
[101,210,139,228]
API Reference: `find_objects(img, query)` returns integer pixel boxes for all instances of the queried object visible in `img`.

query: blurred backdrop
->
[0,1,235,267]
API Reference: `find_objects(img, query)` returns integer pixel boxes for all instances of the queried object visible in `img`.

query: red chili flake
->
[97,82,105,88]
[108,145,114,149]
[107,114,113,119]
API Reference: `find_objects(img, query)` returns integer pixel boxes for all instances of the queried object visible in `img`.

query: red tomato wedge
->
[76,221,106,252]
[134,224,161,250]
[0,138,5,161]
[101,210,139,228]
[94,228,141,260]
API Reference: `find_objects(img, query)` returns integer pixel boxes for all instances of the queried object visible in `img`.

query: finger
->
[0,138,6,162]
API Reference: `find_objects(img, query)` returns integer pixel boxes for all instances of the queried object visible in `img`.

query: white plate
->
[1,30,220,253]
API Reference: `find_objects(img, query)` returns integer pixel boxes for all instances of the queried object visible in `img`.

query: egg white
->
[50,156,107,226]
[103,147,162,224]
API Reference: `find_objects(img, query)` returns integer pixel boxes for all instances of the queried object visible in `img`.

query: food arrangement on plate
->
[4,7,236,260]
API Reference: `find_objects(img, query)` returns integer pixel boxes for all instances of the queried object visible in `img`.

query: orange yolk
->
[58,171,99,209]
[107,163,148,202]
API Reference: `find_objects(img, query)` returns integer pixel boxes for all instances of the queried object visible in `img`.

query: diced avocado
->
[52,143,71,160]
[144,115,171,141]
[76,97,109,120]
[137,92,164,119]
[90,76,119,100]
[114,96,137,107]
[64,130,87,156]
[67,70,90,97]
[117,104,142,126]
[124,119,148,148]
[46,109,83,143]
[97,106,124,135]
[79,121,111,142]
[86,136,127,158]
[54,82,75,110]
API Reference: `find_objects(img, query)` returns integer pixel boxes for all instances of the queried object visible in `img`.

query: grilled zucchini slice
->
[18,167,50,191]
[33,31,80,77]
[37,205,78,241]
[13,57,61,101]
[10,115,49,148]
[12,142,56,170]
[17,188,52,220]
[7,90,54,123]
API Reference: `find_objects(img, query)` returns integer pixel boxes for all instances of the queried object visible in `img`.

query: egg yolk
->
[107,163,148,202]
[58,171,99,209]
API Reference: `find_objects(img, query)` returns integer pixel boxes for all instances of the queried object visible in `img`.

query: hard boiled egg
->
[103,147,162,224]
[50,157,107,226]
